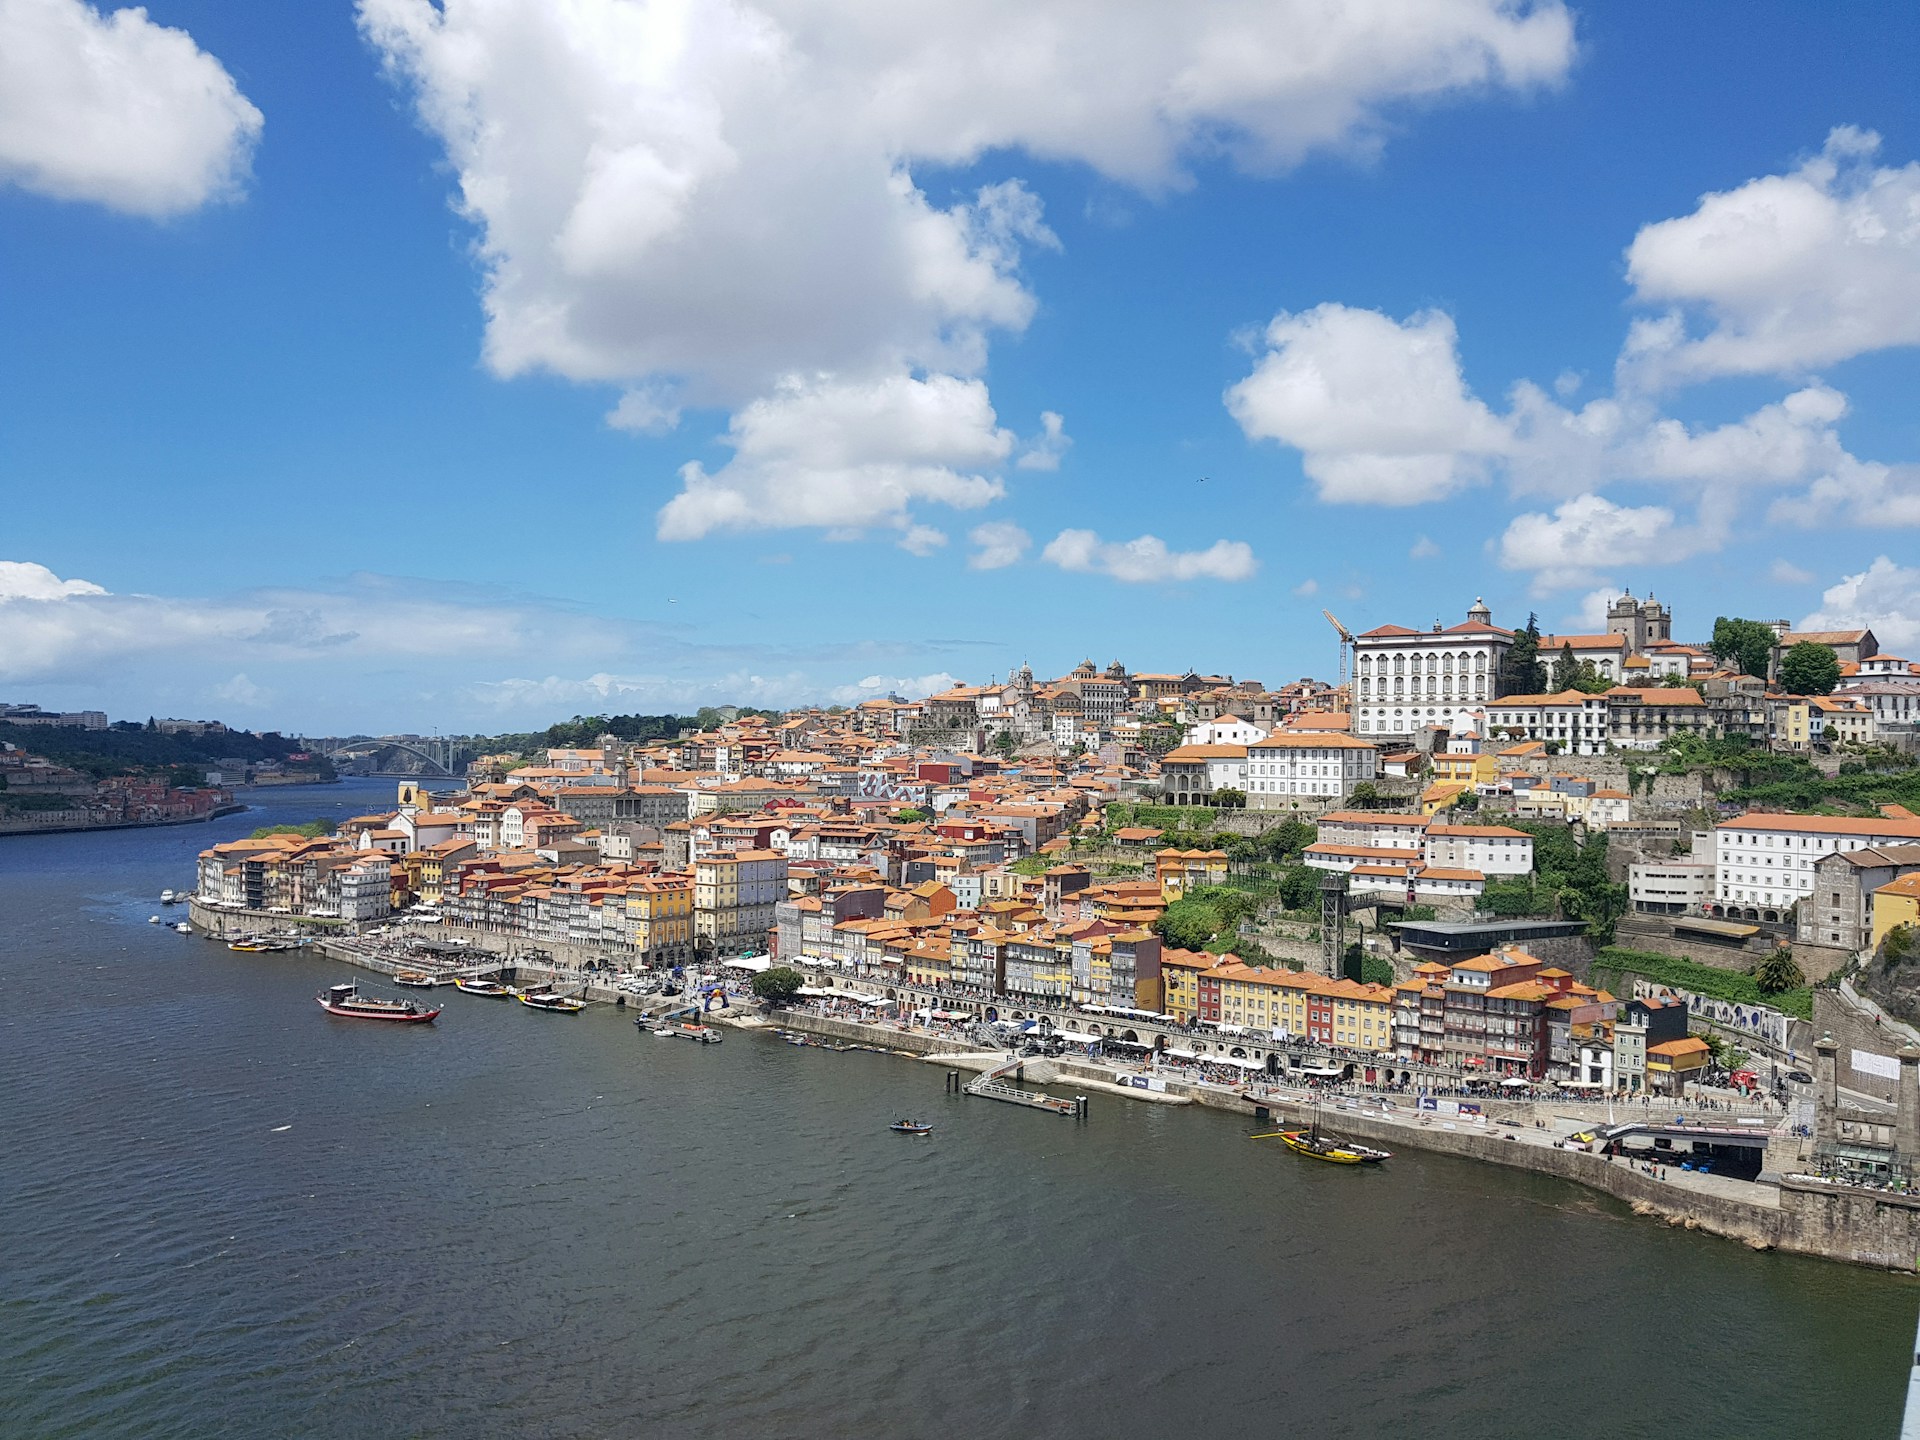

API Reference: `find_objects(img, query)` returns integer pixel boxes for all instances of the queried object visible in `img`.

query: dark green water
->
[2,781,1911,1438]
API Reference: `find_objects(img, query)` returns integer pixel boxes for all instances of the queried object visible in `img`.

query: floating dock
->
[954,1057,1087,1118]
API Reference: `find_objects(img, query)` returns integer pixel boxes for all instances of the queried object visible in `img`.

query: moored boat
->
[454,977,511,997]
[173,922,191,935]
[665,1021,721,1044]
[316,982,441,1023]
[518,989,587,1014]
[393,971,450,988]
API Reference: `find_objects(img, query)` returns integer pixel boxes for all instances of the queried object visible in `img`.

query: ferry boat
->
[889,1120,933,1135]
[454,977,511,997]
[316,982,441,1024]
[517,989,587,1014]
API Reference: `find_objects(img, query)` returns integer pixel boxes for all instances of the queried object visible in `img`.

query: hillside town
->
[185,595,1920,1115]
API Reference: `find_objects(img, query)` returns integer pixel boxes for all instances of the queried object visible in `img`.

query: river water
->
[2,780,1912,1438]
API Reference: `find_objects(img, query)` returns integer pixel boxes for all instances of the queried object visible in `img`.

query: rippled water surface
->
[2,780,1913,1438]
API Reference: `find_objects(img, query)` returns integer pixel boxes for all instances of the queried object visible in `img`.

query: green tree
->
[1341,941,1364,983]
[1277,864,1321,911]
[1504,612,1548,695]
[1658,674,1705,691]
[751,966,806,1006]
[1711,617,1776,679]
[1349,781,1380,806]
[1551,641,1579,691]
[1212,787,1246,809]
[1257,818,1315,863]
[1751,947,1806,995]
[1360,954,1395,986]
[1779,642,1841,696]
[892,808,929,824]
[992,730,1017,758]
[1155,900,1221,952]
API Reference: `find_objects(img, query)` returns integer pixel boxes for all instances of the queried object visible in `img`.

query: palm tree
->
[1751,947,1805,996]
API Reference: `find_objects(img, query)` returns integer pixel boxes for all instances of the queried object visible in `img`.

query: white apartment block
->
[1422,824,1534,876]
[1482,692,1611,756]
[1712,813,1920,917]
[1352,599,1512,742]
[1244,733,1378,808]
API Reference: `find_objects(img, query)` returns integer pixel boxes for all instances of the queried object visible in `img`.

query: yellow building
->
[905,937,953,989]
[1159,948,1215,1021]
[1209,961,1395,1050]
[1420,781,1470,815]
[1429,750,1496,790]
[628,874,693,962]
[1780,702,1811,751]
[1872,873,1920,951]
[1155,848,1229,901]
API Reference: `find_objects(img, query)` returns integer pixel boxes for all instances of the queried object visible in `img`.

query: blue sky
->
[3,0,1918,734]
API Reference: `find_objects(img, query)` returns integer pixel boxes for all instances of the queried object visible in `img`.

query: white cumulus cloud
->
[1041,529,1257,584]
[966,521,1030,571]
[1226,304,1512,504]
[1497,494,1703,595]
[656,373,1010,539]
[360,0,1574,537]
[896,524,948,557]
[0,559,107,600]
[0,0,262,217]
[1622,127,1920,388]
[1016,411,1071,471]
[1801,557,1920,653]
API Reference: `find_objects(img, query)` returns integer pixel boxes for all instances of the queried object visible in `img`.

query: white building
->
[1630,862,1714,914]
[1187,714,1270,747]
[1712,812,1920,917]
[1422,824,1533,876]
[1244,733,1378,809]
[1482,691,1611,756]
[335,858,392,922]
[1353,599,1512,742]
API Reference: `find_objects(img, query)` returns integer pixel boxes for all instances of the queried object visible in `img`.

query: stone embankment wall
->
[758,1010,971,1058]
[188,900,348,939]
[1812,987,1920,1106]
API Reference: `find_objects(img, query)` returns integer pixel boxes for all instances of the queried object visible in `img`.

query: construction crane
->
[1322,609,1355,689]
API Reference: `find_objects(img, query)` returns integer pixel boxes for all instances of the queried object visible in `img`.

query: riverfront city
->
[8,3,1920,1436]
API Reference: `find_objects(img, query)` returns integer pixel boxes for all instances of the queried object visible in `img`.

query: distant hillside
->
[0,723,331,783]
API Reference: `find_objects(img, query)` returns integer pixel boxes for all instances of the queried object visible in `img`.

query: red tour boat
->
[316,982,441,1024]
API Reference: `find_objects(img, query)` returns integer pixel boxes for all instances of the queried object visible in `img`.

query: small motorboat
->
[393,971,449,988]
[316,982,440,1023]
[665,1022,721,1044]
[454,977,511,997]
[148,916,161,925]
[159,889,176,903]
[173,922,191,935]
[518,989,587,1014]
[889,1120,933,1135]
